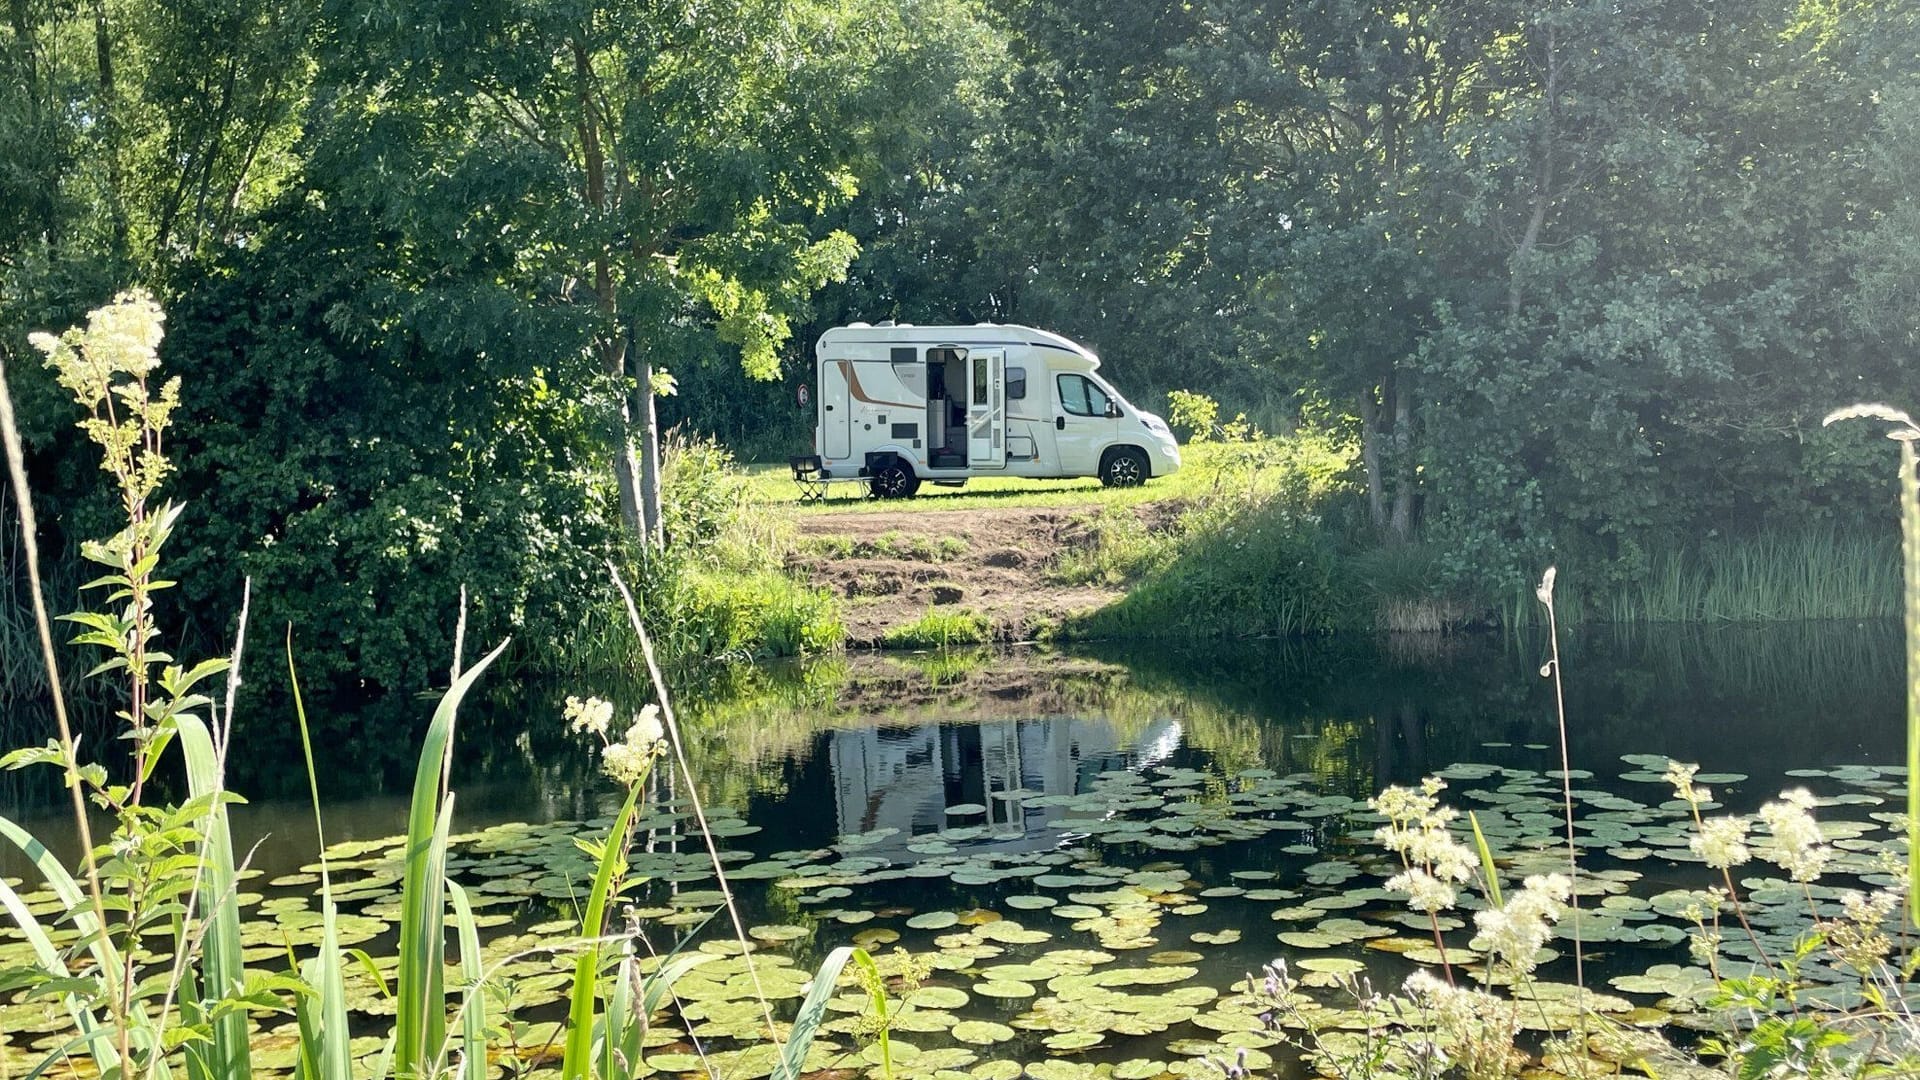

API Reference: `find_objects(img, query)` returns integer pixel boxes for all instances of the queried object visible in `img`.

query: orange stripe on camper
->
[844,360,919,409]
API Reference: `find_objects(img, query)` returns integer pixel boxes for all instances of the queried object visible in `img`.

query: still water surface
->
[2,623,1908,1073]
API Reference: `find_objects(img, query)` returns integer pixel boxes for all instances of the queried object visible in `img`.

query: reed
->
[1502,524,1901,627]
[1823,404,1920,927]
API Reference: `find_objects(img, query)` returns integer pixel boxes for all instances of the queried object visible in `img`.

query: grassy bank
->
[1045,445,1903,639]
[554,433,846,676]
[734,428,1902,643]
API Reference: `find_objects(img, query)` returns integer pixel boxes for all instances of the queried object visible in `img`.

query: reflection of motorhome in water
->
[807,323,1181,498]
[827,715,1183,860]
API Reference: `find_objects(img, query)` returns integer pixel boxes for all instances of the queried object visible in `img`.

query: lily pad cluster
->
[5,741,1916,1077]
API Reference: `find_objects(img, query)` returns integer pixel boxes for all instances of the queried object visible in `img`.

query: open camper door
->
[967,349,1007,468]
[821,360,851,459]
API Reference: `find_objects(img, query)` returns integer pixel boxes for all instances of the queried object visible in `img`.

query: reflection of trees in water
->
[12,621,1886,846]
[1084,619,1904,794]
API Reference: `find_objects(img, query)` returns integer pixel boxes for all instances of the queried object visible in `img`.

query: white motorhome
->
[803,322,1180,498]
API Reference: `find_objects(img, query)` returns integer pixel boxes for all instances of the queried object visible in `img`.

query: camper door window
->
[1057,373,1112,417]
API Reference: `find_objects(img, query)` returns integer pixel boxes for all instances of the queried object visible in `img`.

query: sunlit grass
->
[879,608,992,649]
[741,441,1268,514]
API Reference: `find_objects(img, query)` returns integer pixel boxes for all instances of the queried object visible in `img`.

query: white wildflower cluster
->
[1676,887,1728,969]
[566,695,666,787]
[32,289,167,406]
[1689,815,1752,870]
[1830,888,1899,973]
[1399,971,1518,1080]
[1663,760,1711,805]
[1373,778,1477,914]
[564,695,614,736]
[1755,788,1831,882]
[1385,868,1461,914]
[1471,873,1571,975]
[601,705,666,787]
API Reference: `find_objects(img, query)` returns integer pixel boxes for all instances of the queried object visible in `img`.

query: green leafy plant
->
[1,290,258,1080]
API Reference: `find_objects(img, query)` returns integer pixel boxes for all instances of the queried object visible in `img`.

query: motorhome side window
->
[1057,373,1111,417]
[1007,367,1027,400]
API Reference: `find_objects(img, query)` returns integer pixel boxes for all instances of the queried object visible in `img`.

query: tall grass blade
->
[771,946,867,1080]
[562,782,644,1080]
[0,875,115,1074]
[177,715,250,1080]
[1901,440,1920,927]
[850,948,894,1080]
[601,945,712,1078]
[1468,810,1502,908]
[0,817,127,1023]
[289,641,350,1080]
[396,638,510,1080]
[447,882,487,1080]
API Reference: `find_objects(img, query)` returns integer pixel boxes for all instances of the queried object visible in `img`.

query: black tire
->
[1100,447,1149,488]
[871,460,920,499]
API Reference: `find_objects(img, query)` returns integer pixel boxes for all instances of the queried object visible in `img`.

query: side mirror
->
[1105,402,1123,419]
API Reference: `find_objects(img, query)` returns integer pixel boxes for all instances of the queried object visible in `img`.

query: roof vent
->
[847,321,872,328]
[876,319,896,327]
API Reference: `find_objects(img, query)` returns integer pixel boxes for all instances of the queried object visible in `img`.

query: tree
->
[304,0,889,543]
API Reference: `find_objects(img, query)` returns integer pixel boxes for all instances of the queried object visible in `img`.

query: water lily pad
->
[973,979,1036,998]
[951,1020,1016,1045]
[902,983,967,1006]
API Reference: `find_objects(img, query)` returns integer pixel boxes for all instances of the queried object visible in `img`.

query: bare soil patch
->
[788,503,1171,647]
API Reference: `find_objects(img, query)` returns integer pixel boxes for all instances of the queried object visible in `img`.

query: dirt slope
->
[788,504,1163,646]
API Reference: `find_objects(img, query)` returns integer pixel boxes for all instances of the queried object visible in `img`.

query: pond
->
[1,622,1911,1077]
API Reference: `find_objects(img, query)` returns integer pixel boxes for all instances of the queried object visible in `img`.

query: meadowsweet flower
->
[1386,868,1458,914]
[1830,889,1898,972]
[565,695,615,736]
[1690,815,1751,869]
[1663,760,1711,804]
[1472,873,1570,974]
[1687,928,1722,967]
[1400,969,1517,1079]
[1401,969,1450,999]
[600,706,667,786]
[631,704,665,751]
[1756,788,1831,882]
[1374,778,1475,915]
[35,290,167,406]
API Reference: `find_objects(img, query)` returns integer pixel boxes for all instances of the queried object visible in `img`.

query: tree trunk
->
[636,364,664,547]
[602,337,644,535]
[91,0,127,255]
[1358,389,1387,531]
[1509,21,1559,318]
[572,35,656,544]
[1388,377,1415,541]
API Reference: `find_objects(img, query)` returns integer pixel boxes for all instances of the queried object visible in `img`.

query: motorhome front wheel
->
[1100,448,1148,488]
